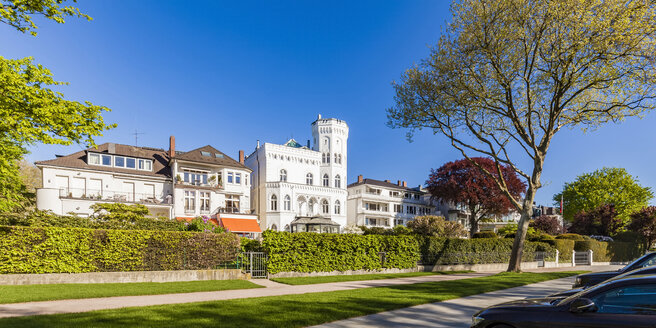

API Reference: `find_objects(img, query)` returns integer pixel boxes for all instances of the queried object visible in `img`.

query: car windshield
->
[557,280,613,306]
[623,253,656,272]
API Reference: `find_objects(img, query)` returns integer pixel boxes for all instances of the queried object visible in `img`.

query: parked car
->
[471,275,656,328]
[572,252,656,288]
[549,265,656,298]
[589,235,614,242]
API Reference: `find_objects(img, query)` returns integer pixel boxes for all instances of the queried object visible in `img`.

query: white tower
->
[311,114,349,191]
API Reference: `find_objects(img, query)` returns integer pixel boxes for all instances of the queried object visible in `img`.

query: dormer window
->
[88,153,100,165]
[201,151,211,157]
[88,152,152,171]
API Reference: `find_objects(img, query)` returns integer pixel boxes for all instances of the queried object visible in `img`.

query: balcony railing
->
[58,188,171,205]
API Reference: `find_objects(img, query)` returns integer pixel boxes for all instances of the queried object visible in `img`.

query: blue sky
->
[4,0,655,206]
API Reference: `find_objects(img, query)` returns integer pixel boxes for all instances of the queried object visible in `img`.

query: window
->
[395,219,405,226]
[334,200,341,214]
[184,191,196,212]
[334,153,338,163]
[126,157,136,168]
[364,203,388,212]
[227,172,234,183]
[270,194,278,211]
[323,174,329,187]
[143,160,152,171]
[235,173,241,184]
[306,173,313,185]
[88,153,100,165]
[334,175,341,188]
[309,198,315,213]
[414,194,420,200]
[225,194,240,213]
[201,151,211,157]
[101,155,112,166]
[592,284,656,314]
[200,192,210,214]
[284,195,291,211]
[338,154,342,164]
[183,170,208,185]
[114,156,125,167]
[394,204,403,213]
[280,169,287,182]
[321,199,329,214]
[407,206,417,215]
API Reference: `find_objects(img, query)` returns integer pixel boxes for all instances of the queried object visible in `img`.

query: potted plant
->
[176,174,182,183]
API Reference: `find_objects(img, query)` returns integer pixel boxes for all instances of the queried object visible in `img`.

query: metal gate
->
[240,252,267,278]
[534,252,545,267]
[574,251,591,266]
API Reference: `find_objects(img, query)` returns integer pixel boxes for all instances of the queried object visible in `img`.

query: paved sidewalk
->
[313,276,578,328]
[0,272,491,318]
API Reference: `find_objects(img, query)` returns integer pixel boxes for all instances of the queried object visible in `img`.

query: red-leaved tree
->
[629,206,656,250]
[426,157,526,237]
[529,215,564,235]
[569,204,624,237]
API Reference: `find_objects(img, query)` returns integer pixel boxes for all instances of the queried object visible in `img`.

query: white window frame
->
[200,191,210,214]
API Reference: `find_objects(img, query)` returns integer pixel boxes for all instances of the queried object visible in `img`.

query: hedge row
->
[418,237,556,265]
[262,231,419,274]
[541,239,643,263]
[0,226,240,274]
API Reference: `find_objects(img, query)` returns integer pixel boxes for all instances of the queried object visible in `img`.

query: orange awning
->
[220,218,262,233]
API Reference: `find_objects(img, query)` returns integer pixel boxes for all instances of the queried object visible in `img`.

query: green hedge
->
[262,231,419,274]
[418,237,556,265]
[0,226,240,274]
[472,231,498,239]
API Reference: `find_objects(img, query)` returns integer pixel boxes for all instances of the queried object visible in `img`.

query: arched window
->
[321,199,329,214]
[334,200,341,214]
[323,174,329,187]
[306,173,313,185]
[308,198,316,214]
[284,195,291,211]
[270,194,278,211]
[334,175,341,188]
[280,169,287,182]
[271,224,278,231]
[338,154,342,164]
[334,153,338,163]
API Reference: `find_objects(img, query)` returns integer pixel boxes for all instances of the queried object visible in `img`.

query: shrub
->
[0,226,240,274]
[407,216,467,238]
[529,215,565,235]
[181,216,226,233]
[262,231,419,274]
[555,233,586,241]
[569,204,624,237]
[472,231,497,239]
[574,240,609,262]
[418,237,555,265]
[240,237,263,252]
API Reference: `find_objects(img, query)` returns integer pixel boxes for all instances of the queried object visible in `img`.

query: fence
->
[240,252,268,278]
[574,250,593,266]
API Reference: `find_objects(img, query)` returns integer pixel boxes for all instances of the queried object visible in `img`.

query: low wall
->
[419,261,541,272]
[269,267,419,278]
[0,269,250,285]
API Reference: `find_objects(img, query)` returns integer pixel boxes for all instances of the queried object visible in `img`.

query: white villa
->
[35,137,261,238]
[245,115,348,233]
[346,176,438,228]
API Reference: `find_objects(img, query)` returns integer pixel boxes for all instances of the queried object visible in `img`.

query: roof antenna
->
[132,129,145,146]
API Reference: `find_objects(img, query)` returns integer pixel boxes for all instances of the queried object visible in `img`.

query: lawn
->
[271,270,473,285]
[0,271,585,327]
[0,280,262,304]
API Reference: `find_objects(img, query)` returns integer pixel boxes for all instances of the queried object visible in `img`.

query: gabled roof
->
[283,138,309,149]
[175,145,249,170]
[35,143,171,178]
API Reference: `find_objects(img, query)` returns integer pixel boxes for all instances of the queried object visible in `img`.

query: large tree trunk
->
[469,205,479,238]
[507,187,538,272]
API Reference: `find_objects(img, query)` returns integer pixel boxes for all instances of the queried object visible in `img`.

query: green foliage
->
[0,0,91,36]
[554,168,653,224]
[472,231,498,239]
[181,216,226,234]
[406,216,467,238]
[262,231,420,274]
[418,237,555,265]
[240,237,263,252]
[0,226,240,274]
[357,225,413,236]
[555,233,586,241]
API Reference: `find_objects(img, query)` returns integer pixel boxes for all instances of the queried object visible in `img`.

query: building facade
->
[245,115,348,233]
[346,176,438,228]
[35,137,261,237]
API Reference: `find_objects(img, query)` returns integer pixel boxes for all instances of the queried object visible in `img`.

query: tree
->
[529,215,564,235]
[628,206,656,250]
[387,0,656,271]
[0,0,115,212]
[426,157,525,237]
[406,215,467,238]
[554,167,652,225]
[569,204,624,237]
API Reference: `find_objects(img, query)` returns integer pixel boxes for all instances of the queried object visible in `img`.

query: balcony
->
[58,188,171,206]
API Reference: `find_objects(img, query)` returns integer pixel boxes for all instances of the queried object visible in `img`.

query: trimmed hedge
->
[0,226,240,274]
[472,231,498,239]
[262,231,419,274]
[555,233,586,241]
[418,237,556,265]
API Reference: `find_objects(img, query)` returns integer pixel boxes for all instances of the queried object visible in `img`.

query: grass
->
[0,280,263,304]
[0,271,586,328]
[271,270,474,285]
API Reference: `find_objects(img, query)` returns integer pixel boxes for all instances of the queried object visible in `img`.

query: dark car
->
[572,252,656,288]
[550,265,656,298]
[472,275,656,328]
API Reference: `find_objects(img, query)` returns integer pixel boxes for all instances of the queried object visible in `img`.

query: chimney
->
[384,179,391,183]
[257,140,260,149]
[169,136,175,158]
[397,180,402,186]
[108,143,116,154]
[357,175,363,183]
[318,114,322,120]
[239,150,244,164]
[402,181,407,187]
